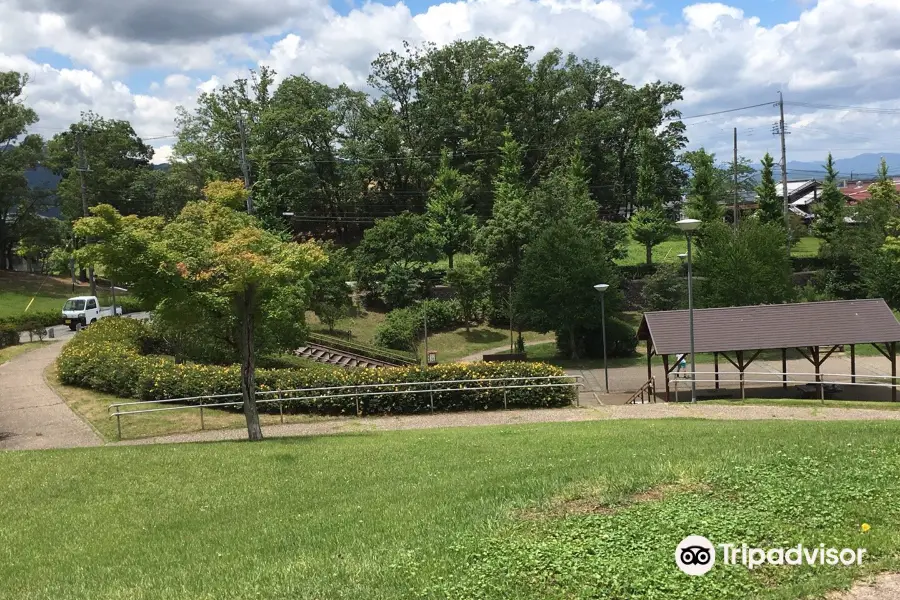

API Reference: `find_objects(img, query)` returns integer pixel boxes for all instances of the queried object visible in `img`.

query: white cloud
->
[5,0,900,164]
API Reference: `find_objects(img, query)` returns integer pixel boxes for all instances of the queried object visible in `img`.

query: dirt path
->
[0,341,101,450]
[456,339,551,363]
[828,574,900,600]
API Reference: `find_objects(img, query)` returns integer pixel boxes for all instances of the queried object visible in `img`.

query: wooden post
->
[891,342,897,403]
[737,350,745,401]
[781,348,788,389]
[850,344,856,384]
[812,346,823,402]
[714,352,720,390]
[662,354,670,403]
[646,339,653,384]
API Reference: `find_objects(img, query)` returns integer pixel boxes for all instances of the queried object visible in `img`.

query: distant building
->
[776,179,822,222]
[839,178,900,205]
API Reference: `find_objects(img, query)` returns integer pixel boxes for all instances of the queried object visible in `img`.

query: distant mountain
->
[25,165,61,190]
[786,153,900,181]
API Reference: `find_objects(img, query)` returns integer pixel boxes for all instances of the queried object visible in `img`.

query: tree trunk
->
[645,243,653,266]
[239,286,263,441]
[569,328,579,360]
[448,252,454,270]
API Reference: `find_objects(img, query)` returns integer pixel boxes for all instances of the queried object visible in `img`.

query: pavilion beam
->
[737,350,746,401]
[714,352,720,390]
[850,344,856,384]
[891,342,897,403]
[819,345,839,364]
[646,339,653,385]
[782,348,788,389]
[662,354,671,403]
[721,352,741,371]
[871,342,892,362]
[812,346,823,401]
[795,347,813,365]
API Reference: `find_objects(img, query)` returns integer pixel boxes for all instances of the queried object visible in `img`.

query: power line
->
[785,101,900,115]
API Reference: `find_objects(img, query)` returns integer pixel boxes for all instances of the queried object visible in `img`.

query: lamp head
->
[594,284,610,293]
[676,218,702,233]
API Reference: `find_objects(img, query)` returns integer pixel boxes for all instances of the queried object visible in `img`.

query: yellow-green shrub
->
[58,319,575,415]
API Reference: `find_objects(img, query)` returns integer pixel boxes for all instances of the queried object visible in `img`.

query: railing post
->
[199,396,205,430]
[279,398,284,424]
[116,408,122,440]
[503,387,508,410]
[429,384,435,414]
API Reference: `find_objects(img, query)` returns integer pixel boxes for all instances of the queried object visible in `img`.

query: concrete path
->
[0,341,101,450]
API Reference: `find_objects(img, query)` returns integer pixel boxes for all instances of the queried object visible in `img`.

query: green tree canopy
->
[755,153,783,225]
[629,208,671,266]
[695,220,794,308]
[426,150,475,269]
[683,149,725,226]
[812,153,845,241]
[74,199,324,441]
[0,71,45,270]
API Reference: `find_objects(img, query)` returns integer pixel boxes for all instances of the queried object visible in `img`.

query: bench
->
[483,353,527,363]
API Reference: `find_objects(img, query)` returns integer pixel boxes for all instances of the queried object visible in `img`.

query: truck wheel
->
[68,324,76,331]
[90,319,97,325]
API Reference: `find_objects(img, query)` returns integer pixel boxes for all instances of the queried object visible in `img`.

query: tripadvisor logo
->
[675,536,867,576]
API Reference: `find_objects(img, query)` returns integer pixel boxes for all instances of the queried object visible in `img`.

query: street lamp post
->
[676,219,702,403]
[593,284,610,394]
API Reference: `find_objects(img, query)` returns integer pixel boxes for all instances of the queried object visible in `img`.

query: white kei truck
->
[61,296,123,330]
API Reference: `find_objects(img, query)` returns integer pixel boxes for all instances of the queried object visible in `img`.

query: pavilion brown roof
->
[637,299,900,355]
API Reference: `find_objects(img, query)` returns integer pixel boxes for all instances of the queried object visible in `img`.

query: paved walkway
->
[0,341,101,450]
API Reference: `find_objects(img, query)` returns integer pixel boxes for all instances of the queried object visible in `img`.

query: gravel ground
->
[828,574,900,600]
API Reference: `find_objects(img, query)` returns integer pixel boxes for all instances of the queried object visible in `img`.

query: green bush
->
[116,296,154,314]
[0,324,19,349]
[0,310,60,332]
[374,307,420,352]
[58,319,574,415]
[419,299,462,331]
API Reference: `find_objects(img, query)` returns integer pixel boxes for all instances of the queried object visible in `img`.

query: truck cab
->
[61,296,101,330]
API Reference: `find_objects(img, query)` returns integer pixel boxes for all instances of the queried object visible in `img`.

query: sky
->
[4,0,900,170]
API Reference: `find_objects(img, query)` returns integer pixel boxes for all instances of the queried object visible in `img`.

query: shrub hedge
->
[0,324,19,349]
[0,310,61,333]
[58,319,575,416]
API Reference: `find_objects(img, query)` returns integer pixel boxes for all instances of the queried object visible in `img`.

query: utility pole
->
[76,131,97,297]
[775,92,791,255]
[237,115,253,214]
[733,127,739,225]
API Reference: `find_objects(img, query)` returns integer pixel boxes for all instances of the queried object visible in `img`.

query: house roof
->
[840,179,900,204]
[776,180,819,200]
[637,299,900,355]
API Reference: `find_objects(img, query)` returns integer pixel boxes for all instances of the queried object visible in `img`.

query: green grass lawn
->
[0,341,48,365]
[0,271,119,318]
[705,398,900,411]
[618,236,823,267]
[1,420,899,599]
[308,308,553,362]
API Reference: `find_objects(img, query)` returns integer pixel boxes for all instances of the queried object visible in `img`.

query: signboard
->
[427,351,438,366]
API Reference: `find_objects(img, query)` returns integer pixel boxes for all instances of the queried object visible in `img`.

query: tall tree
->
[629,208,671,266]
[47,113,154,220]
[812,153,845,241]
[74,195,323,441]
[695,220,794,308]
[309,242,353,333]
[426,150,475,269]
[683,149,725,226]
[0,71,45,270]
[755,153,783,225]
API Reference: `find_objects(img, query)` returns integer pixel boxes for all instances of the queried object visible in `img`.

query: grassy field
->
[1,419,899,599]
[0,342,48,365]
[706,398,900,411]
[618,235,822,267]
[45,363,330,441]
[307,309,553,362]
[0,271,118,318]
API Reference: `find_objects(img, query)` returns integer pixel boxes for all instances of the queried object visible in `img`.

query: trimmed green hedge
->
[0,310,60,333]
[0,324,19,349]
[58,319,575,416]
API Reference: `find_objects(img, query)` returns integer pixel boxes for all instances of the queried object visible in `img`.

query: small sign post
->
[427,351,438,366]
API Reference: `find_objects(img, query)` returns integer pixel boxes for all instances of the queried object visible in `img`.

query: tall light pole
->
[593,284,610,393]
[676,219,702,403]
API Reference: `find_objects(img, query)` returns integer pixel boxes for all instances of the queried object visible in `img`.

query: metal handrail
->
[668,371,897,403]
[107,375,584,439]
